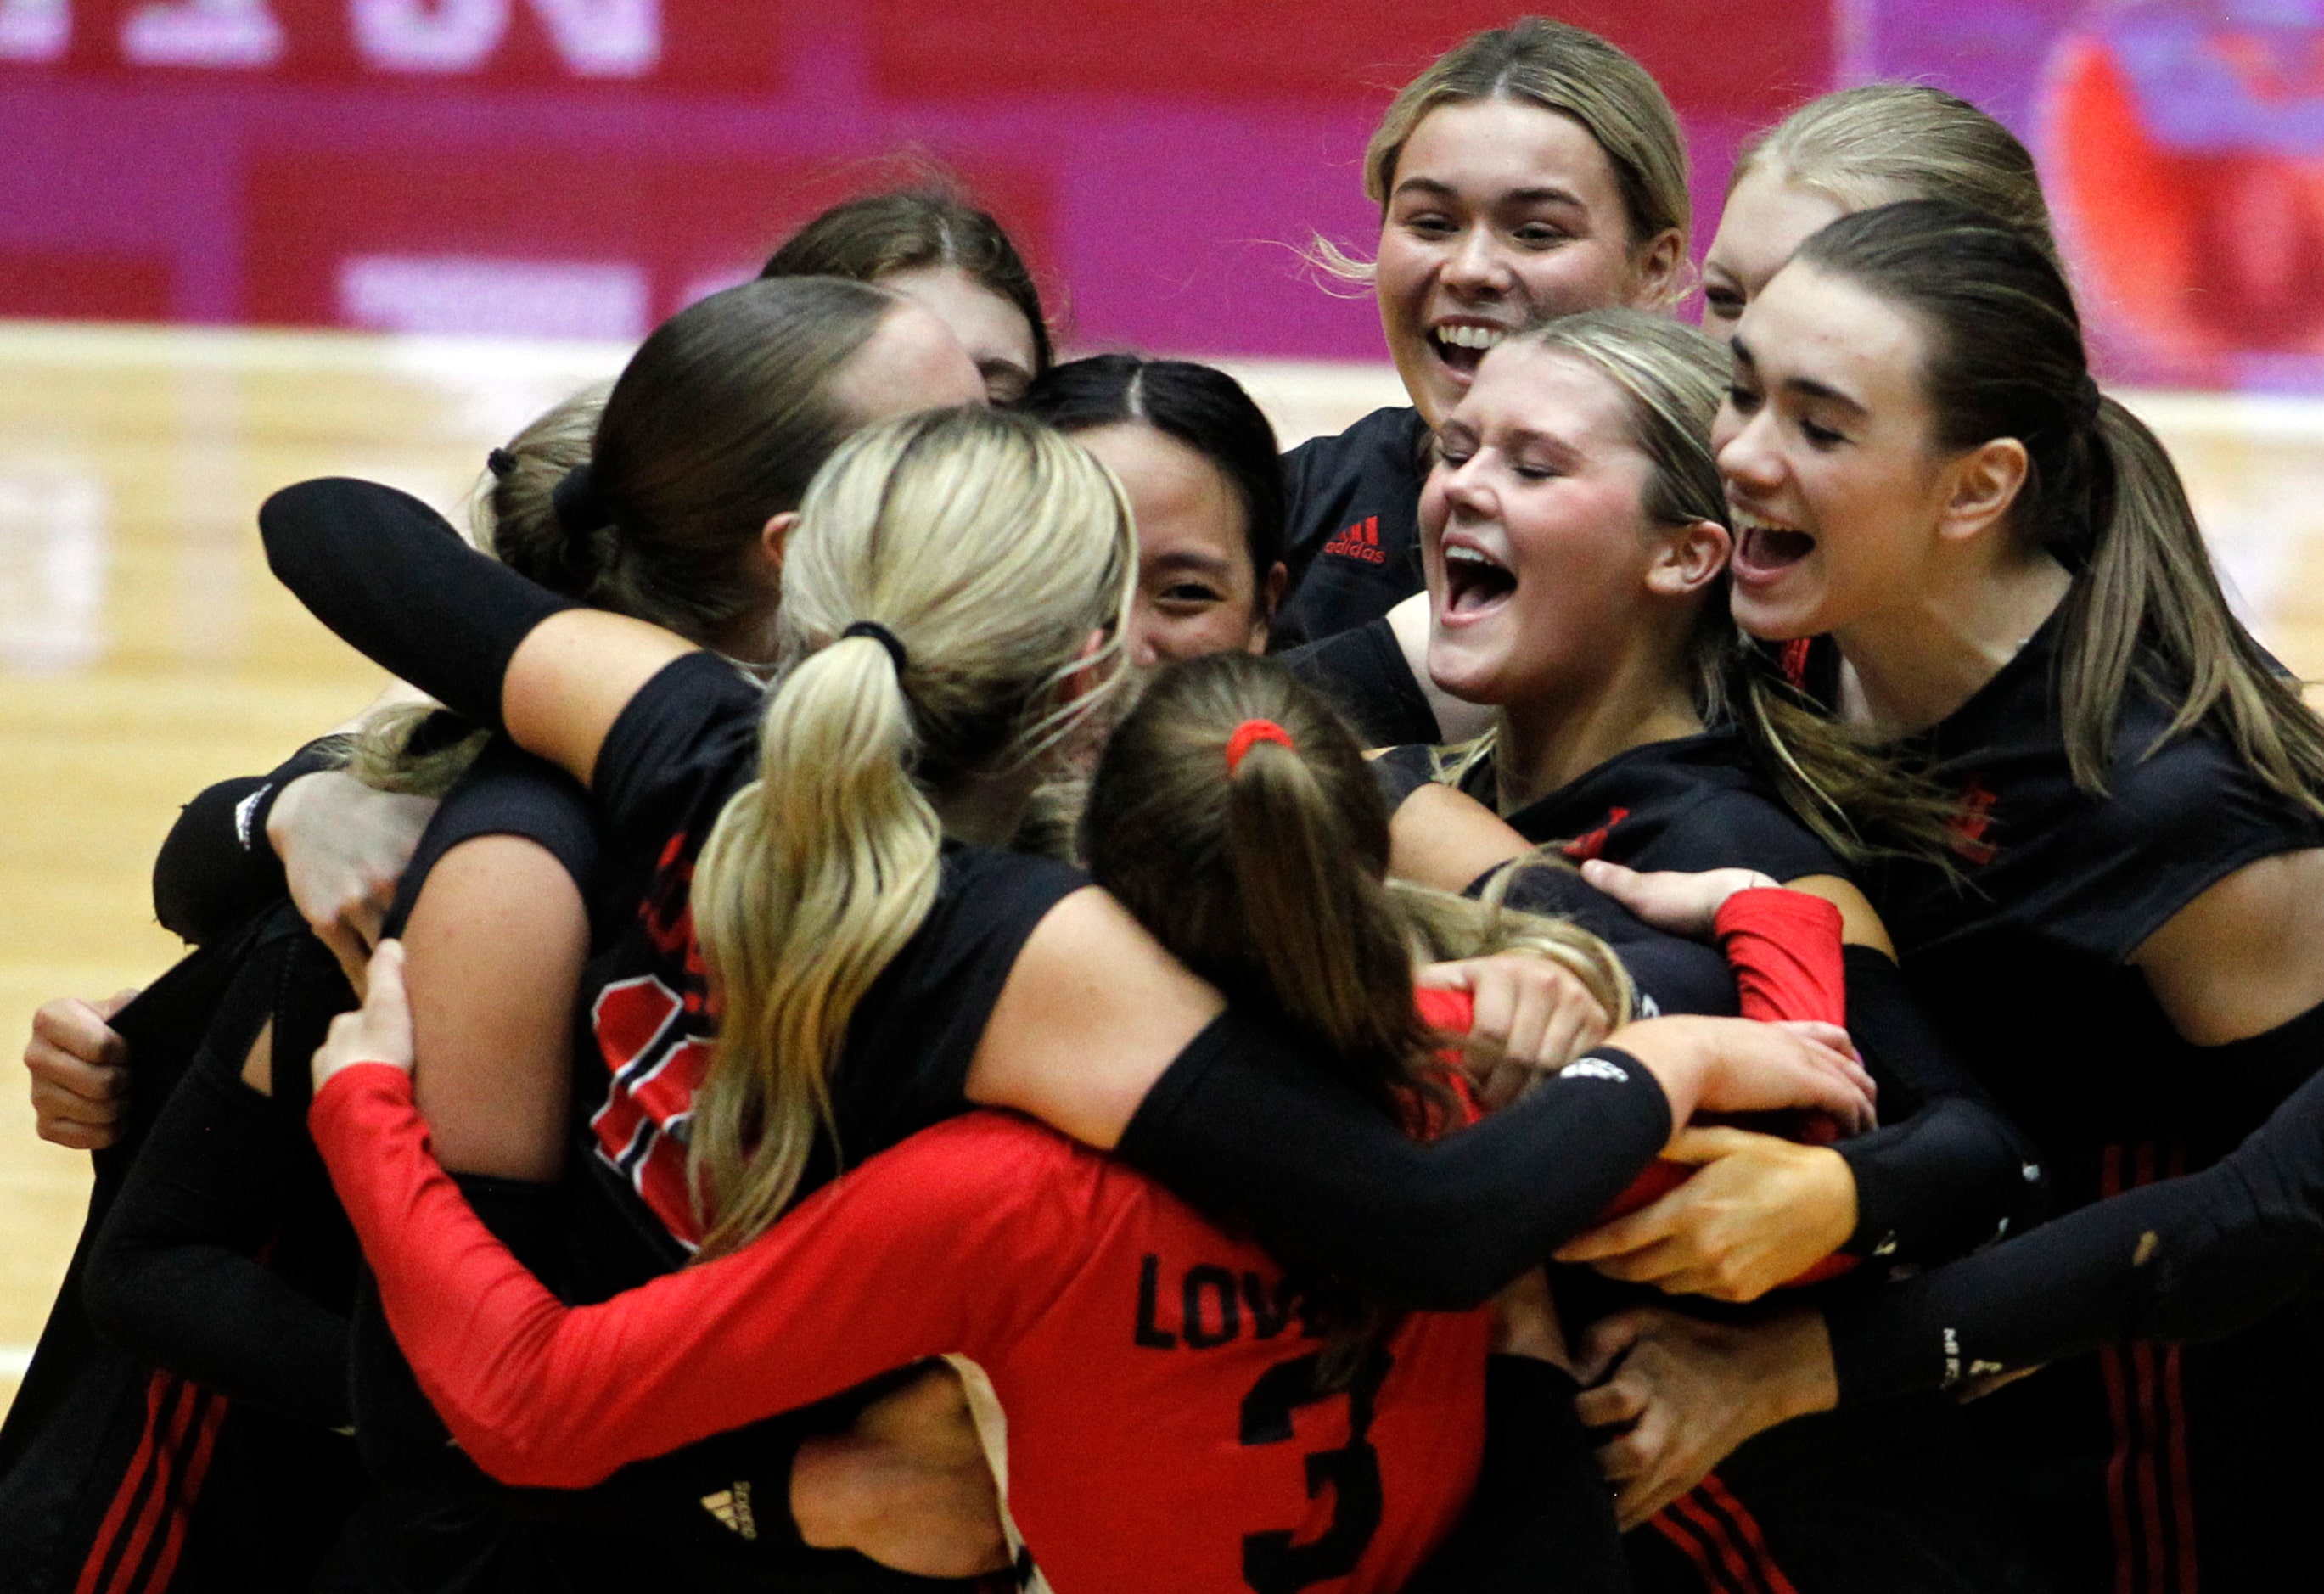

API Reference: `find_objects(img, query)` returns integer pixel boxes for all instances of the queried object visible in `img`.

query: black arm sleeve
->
[151,738,345,945]
[1832,946,2048,1263]
[1825,1005,2324,1404]
[259,478,575,730]
[1118,1013,1672,1311]
[83,1032,351,1428]
[1399,1356,1625,1594]
[1279,618,1441,749]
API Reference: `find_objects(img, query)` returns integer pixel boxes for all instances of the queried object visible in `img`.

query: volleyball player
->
[1275,18,1688,738]
[1596,200,2324,1594]
[1370,306,2051,1592]
[1697,85,2058,347]
[1018,355,1287,665]
[0,279,1011,1594]
[297,648,1879,1594]
[760,188,1050,406]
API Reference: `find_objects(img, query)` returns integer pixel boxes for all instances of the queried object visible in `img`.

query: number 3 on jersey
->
[1240,1344,1392,1593]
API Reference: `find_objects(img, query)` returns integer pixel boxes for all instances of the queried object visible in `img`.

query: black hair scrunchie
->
[551,463,615,536]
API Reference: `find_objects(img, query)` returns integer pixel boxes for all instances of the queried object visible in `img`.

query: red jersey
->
[312,1068,1491,1594]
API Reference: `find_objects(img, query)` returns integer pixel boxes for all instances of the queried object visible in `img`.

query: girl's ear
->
[1248,561,1289,654]
[1631,227,1688,307]
[757,511,800,576]
[1935,438,2029,547]
[1645,518,1732,598]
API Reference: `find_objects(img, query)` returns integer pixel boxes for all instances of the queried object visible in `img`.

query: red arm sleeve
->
[309,1064,1069,1489]
[1714,887,1846,1025]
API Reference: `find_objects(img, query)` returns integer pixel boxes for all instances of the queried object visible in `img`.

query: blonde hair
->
[1315,18,1689,298]
[687,406,1137,1256]
[1433,310,1733,790]
[1733,85,2060,269]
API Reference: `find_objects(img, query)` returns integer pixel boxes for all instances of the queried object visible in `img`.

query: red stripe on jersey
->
[2160,1147,2200,1593]
[1667,1487,1769,1594]
[1697,1475,1800,1594]
[1648,1504,1746,1593]
[139,1388,228,1594]
[86,1375,197,1594]
[74,1373,173,1594]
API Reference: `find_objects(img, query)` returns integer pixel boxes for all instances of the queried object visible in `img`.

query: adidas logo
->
[1322,515,1387,564]
[702,1481,757,1541]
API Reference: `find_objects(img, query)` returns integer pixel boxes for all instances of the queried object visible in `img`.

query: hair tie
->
[486,446,518,481]
[1225,718,1295,773]
[551,463,614,536]
[2076,373,2103,426]
[841,620,909,675]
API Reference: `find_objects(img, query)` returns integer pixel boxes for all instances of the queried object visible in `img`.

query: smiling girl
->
[1376,307,2049,1594]
[1275,18,1688,660]
[1696,199,2324,1594]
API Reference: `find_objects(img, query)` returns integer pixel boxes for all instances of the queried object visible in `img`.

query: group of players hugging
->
[7,18,2322,1594]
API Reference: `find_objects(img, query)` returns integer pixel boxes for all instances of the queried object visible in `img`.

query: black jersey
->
[1273,406,1431,648]
[1832,613,2324,1594]
[566,651,1089,1282]
[1283,616,1442,749]
[1392,731,2057,1594]
[1377,727,1847,882]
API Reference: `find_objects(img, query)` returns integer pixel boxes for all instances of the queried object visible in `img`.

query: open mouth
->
[1429,323,1509,376]
[1732,516,1816,581]
[1441,541,1517,618]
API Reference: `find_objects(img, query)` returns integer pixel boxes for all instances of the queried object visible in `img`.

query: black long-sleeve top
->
[1825,1002,2324,1403]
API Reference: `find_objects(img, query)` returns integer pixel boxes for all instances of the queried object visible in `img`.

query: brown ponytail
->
[1084,654,1430,1120]
[1084,654,1632,1119]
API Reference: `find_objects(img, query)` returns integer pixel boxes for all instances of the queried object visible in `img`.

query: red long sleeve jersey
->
[313,1067,1490,1594]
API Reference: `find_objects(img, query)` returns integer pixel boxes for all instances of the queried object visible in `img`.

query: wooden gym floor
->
[6,319,2324,1423]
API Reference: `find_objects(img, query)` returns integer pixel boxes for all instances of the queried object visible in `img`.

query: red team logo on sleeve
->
[1322,516,1386,564]
[1947,776,2001,867]
[588,832,716,1249]
[1560,806,1631,862]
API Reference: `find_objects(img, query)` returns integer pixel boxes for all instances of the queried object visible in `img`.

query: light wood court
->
[5,321,2324,1424]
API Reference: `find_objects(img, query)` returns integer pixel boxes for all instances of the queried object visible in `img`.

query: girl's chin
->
[1424,648,1507,707]
[1730,585,1828,643]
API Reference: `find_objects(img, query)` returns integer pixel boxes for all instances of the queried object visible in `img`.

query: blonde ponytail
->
[688,407,1135,1256]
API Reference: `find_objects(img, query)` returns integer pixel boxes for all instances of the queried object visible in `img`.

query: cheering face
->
[1075,421,1273,665]
[1698,166,1849,345]
[1375,99,1670,428]
[1419,343,1673,708]
[1714,261,1956,642]
[879,263,1041,405]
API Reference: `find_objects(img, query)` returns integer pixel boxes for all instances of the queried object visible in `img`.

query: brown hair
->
[1081,651,1630,1385]
[762,188,1053,373]
[1317,17,1688,294]
[1084,653,1630,1120]
[354,279,897,805]
[1785,201,2324,825]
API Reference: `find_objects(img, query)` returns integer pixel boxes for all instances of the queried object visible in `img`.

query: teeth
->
[1734,514,1804,536]
[1435,324,1507,351]
[1445,545,1501,569]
